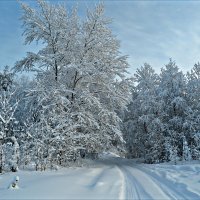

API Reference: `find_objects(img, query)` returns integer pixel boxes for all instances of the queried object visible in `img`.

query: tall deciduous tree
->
[13,0,131,167]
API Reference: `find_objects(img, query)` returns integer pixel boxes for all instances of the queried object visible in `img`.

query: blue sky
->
[1,0,200,75]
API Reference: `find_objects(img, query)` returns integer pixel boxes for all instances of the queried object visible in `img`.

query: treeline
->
[123,61,200,164]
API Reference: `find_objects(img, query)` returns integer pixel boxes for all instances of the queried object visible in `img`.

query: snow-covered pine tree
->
[123,64,164,163]
[182,136,192,161]
[185,63,200,159]
[122,86,142,159]
[157,60,188,161]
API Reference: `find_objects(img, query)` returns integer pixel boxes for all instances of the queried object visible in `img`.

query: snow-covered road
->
[117,161,200,200]
[1,155,200,199]
[98,156,200,200]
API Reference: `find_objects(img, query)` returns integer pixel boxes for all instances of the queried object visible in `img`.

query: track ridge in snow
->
[118,165,152,200]
[138,165,200,200]
[126,166,171,200]
[115,165,125,200]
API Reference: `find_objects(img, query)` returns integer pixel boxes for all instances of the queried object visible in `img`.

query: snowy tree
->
[15,0,79,82]
[182,136,191,161]
[122,86,142,158]
[123,60,200,163]
[123,64,165,163]
[156,60,189,161]
[185,63,200,159]
[0,67,20,172]
[13,0,131,167]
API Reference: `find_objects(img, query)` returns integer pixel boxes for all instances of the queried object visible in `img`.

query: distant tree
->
[123,64,164,163]
[123,60,200,164]
[157,60,189,161]
[185,63,200,159]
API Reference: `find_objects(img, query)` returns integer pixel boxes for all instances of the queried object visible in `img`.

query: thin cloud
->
[1,0,200,74]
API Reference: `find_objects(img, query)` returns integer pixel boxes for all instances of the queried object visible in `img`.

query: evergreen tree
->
[157,60,188,161]
[185,63,200,159]
[123,64,164,163]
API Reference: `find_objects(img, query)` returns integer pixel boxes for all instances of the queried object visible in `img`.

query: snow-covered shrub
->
[8,176,19,190]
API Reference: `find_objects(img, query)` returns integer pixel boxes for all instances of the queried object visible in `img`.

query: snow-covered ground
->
[1,153,200,199]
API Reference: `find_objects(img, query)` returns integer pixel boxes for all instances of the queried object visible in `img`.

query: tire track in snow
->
[116,166,125,200]
[117,164,153,200]
[125,165,171,200]
[137,165,200,200]
[87,166,113,188]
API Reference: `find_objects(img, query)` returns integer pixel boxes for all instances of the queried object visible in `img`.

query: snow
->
[1,154,200,199]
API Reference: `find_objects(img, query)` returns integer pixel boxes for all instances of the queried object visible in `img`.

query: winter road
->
[97,155,200,200]
[1,155,200,199]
